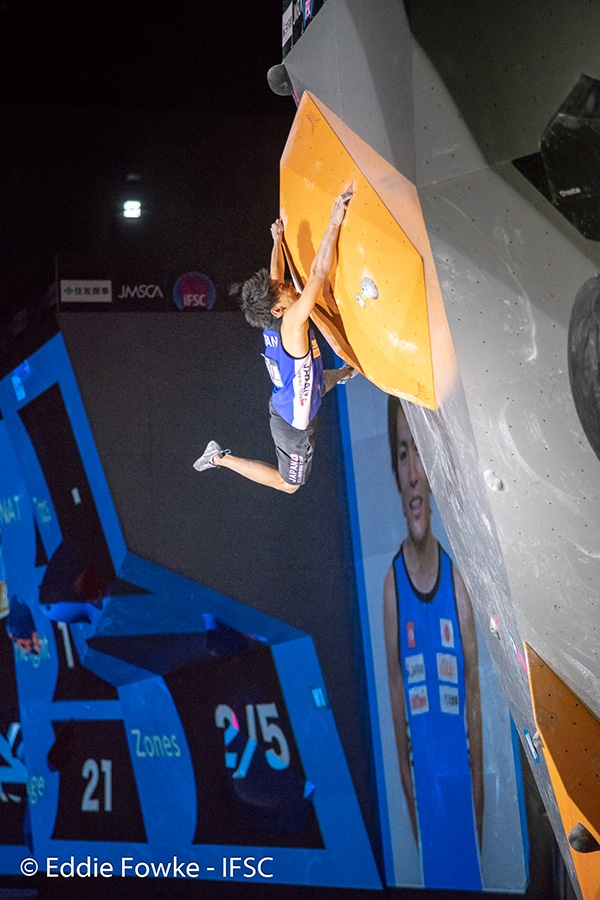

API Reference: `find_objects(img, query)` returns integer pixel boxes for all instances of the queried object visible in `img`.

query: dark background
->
[0,0,294,330]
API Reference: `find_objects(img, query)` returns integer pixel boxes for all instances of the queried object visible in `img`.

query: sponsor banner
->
[59,272,220,311]
[60,280,112,303]
[60,278,168,311]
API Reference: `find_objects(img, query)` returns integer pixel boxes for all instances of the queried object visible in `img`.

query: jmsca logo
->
[118,284,164,300]
[173,272,216,310]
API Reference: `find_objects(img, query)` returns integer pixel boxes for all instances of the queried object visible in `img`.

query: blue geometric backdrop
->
[0,326,380,888]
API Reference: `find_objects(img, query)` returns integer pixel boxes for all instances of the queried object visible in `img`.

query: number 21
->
[81,758,112,812]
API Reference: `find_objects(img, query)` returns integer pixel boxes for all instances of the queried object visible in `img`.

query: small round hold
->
[489,615,500,638]
[360,277,379,300]
[568,822,600,854]
[484,470,504,491]
[355,294,366,308]
[267,64,294,96]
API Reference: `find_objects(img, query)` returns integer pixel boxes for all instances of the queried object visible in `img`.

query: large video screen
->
[340,376,529,892]
[0,318,379,890]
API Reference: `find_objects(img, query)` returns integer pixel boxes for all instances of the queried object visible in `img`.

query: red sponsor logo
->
[406,620,416,649]
[409,684,429,715]
[436,653,458,683]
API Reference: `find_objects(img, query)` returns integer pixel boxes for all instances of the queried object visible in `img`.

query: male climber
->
[193,191,356,493]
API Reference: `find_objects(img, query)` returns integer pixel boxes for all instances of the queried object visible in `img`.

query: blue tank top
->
[262,318,323,429]
[393,544,482,890]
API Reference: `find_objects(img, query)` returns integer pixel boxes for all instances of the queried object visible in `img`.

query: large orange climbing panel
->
[525,643,600,900]
[280,92,436,409]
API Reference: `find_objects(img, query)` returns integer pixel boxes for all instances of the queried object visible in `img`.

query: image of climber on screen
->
[383,396,484,891]
[193,191,356,493]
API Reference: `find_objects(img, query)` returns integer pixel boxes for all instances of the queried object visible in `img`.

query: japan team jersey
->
[262,318,324,430]
[393,544,482,890]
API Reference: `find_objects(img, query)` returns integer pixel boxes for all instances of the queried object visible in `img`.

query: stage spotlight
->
[123,200,141,218]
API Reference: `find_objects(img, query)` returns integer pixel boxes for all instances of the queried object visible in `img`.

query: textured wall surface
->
[285,1,600,895]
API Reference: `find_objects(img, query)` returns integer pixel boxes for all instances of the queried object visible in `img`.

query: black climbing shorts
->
[268,400,317,486]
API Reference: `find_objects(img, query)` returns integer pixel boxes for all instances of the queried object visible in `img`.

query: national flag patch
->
[406,620,416,649]
[440,617,454,648]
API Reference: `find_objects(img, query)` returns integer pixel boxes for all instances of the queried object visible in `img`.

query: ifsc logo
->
[172,273,216,310]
